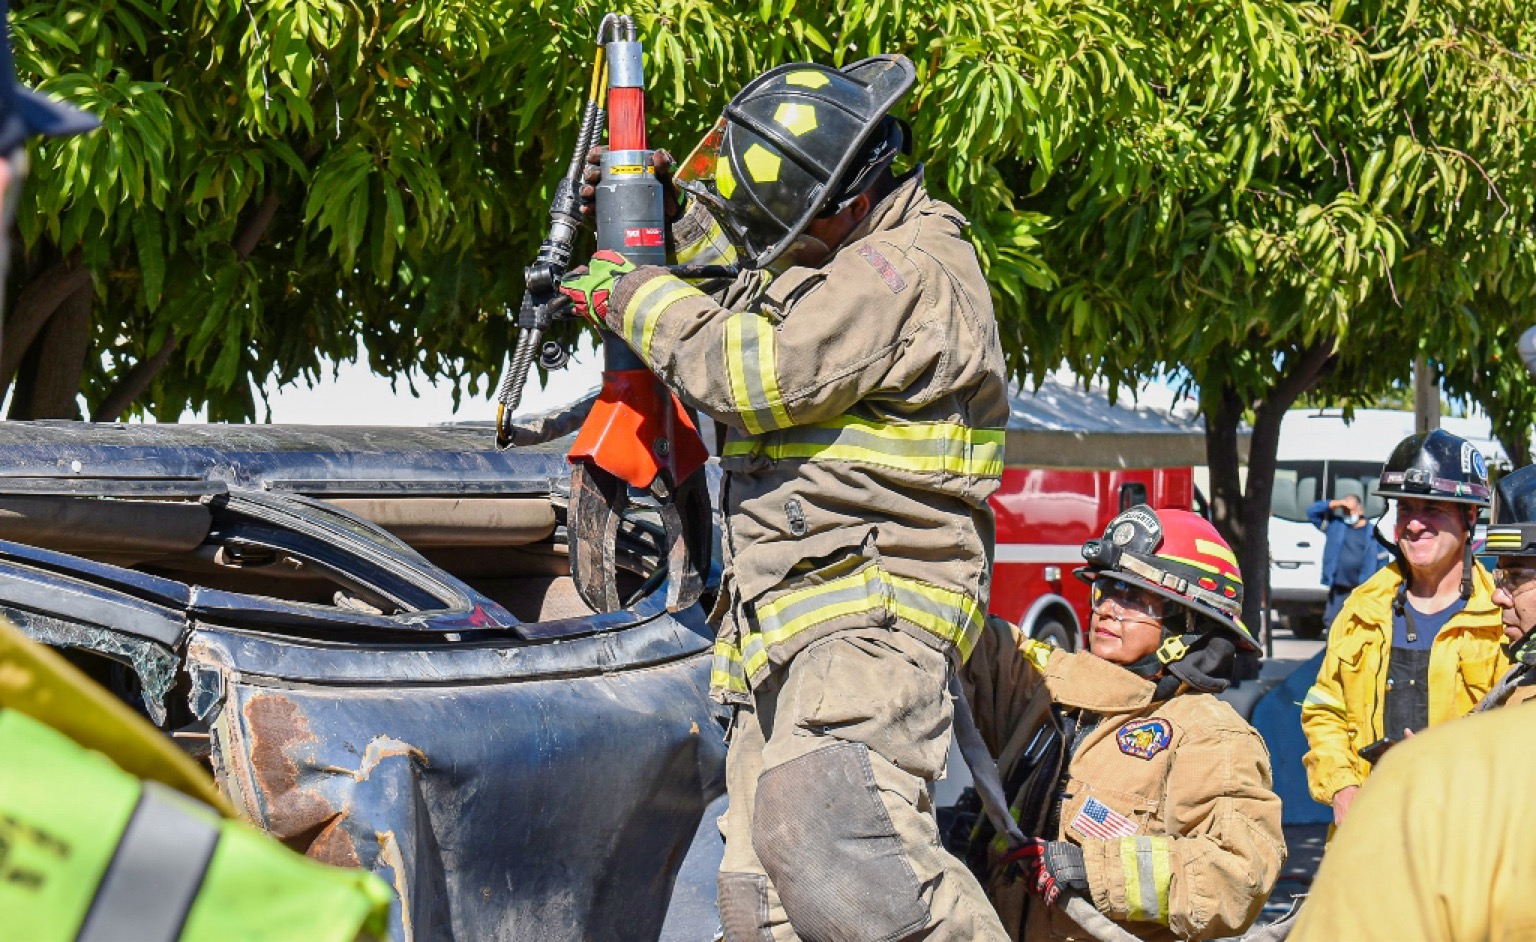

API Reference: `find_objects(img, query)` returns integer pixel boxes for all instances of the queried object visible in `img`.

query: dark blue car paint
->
[0,422,727,941]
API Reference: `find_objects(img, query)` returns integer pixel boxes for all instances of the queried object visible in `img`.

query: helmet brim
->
[1376,486,1490,508]
[1073,564,1260,652]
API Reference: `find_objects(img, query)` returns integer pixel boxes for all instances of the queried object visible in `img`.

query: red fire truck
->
[990,467,1195,649]
[987,380,1207,649]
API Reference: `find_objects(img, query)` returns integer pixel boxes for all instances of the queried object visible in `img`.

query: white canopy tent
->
[1005,375,1242,469]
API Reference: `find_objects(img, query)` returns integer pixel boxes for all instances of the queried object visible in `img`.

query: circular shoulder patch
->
[1116,718,1173,760]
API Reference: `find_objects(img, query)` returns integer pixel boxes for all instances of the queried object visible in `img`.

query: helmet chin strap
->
[1119,610,1202,700]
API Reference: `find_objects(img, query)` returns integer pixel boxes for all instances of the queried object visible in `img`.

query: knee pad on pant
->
[718,872,776,942]
[752,740,930,942]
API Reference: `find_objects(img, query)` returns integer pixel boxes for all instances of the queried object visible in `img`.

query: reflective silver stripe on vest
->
[76,782,221,942]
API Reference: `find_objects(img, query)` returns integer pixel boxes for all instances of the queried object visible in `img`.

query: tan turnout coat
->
[962,618,1285,942]
[602,170,1011,701]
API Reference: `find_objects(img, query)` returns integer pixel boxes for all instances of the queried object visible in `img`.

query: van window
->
[1270,460,1386,522]
[1271,461,1324,522]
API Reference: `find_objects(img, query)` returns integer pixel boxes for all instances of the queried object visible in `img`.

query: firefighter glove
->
[1164,632,1239,693]
[558,251,637,326]
[1032,841,1089,907]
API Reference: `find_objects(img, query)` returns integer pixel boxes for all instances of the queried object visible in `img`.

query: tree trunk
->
[8,277,94,419]
[1201,342,1337,644]
[1203,382,1247,552]
[1240,398,1289,634]
[1493,421,1532,470]
[1,258,92,392]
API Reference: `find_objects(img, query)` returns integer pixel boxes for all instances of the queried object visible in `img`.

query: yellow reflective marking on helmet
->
[1194,538,1238,568]
[785,70,831,88]
[1157,552,1221,575]
[743,143,782,183]
[715,154,737,199]
[773,102,818,136]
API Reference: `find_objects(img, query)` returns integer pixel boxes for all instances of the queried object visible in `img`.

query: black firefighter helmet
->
[677,55,915,269]
[1375,429,1492,507]
[1486,465,1536,557]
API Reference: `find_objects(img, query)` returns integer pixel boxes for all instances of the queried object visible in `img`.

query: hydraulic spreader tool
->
[494,14,714,615]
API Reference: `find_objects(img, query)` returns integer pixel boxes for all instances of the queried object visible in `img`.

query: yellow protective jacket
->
[1291,700,1536,941]
[601,170,1010,701]
[1299,562,1507,805]
[961,617,1285,942]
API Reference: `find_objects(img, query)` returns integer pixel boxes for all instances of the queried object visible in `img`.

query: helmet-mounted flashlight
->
[1081,538,1120,570]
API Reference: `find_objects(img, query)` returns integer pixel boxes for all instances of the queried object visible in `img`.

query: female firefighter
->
[961,505,1284,941]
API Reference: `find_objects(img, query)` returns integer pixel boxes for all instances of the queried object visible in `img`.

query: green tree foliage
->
[14,1,1536,627]
[8,0,1039,422]
[939,0,1536,628]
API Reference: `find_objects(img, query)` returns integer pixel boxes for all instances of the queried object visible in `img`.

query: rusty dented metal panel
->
[194,630,725,942]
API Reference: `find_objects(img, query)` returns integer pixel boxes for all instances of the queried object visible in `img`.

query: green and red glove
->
[558,250,637,326]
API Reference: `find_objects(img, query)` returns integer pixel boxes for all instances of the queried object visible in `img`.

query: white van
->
[1269,409,1507,638]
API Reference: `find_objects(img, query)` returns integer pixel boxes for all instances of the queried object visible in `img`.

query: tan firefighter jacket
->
[601,169,1010,702]
[961,618,1285,942]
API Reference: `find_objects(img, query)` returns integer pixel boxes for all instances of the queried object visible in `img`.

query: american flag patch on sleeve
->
[1071,797,1139,840]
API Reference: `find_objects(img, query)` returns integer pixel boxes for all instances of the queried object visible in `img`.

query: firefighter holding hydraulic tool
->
[560,56,1012,940]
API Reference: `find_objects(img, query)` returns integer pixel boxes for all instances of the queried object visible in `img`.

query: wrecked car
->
[0,421,726,941]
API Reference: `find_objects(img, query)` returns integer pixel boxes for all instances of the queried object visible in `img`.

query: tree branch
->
[88,193,280,421]
[233,191,281,260]
[91,330,180,423]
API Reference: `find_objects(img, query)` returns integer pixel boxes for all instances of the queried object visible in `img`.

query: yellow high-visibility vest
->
[0,619,392,941]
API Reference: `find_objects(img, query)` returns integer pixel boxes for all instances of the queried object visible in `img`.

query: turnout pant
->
[716,626,1008,942]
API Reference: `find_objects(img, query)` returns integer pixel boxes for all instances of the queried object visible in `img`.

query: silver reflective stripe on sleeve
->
[76,782,221,942]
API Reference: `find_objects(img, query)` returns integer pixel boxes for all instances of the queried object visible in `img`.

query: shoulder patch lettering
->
[856,243,908,294]
[1116,718,1173,760]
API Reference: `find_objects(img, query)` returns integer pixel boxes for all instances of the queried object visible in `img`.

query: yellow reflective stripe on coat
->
[753,565,984,660]
[623,276,702,362]
[710,638,747,694]
[1302,684,1347,715]
[724,415,1005,478]
[675,215,740,266]
[1120,835,1172,924]
[724,312,793,434]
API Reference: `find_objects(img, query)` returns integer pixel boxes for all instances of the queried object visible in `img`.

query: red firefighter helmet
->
[1077,505,1258,652]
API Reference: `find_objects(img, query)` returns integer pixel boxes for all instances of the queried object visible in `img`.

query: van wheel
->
[1033,617,1075,651]
[1290,615,1326,640]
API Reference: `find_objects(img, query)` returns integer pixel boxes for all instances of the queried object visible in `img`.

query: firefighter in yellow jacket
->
[1289,699,1536,941]
[961,506,1284,941]
[561,57,1010,940]
[1300,430,1507,827]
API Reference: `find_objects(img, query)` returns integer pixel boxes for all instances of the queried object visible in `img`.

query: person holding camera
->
[1306,492,1388,631]
[1299,430,1506,830]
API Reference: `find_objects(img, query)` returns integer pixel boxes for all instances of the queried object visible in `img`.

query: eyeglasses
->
[1493,567,1536,595]
[1092,577,1164,630]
